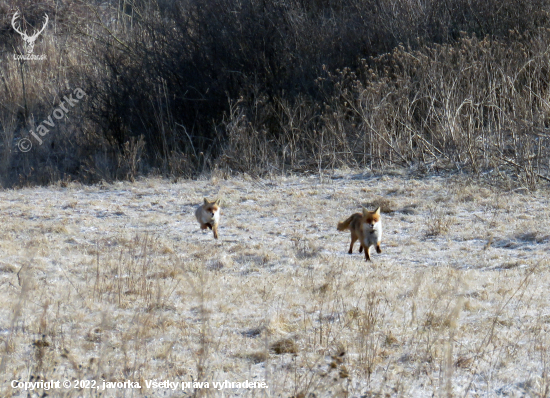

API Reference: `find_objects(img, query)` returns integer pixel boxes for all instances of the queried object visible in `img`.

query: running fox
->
[195,198,221,239]
[337,207,382,261]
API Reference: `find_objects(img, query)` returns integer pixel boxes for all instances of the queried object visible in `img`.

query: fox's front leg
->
[376,243,381,254]
[212,224,219,239]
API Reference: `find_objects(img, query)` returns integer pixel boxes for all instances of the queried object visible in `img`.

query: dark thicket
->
[2,0,550,187]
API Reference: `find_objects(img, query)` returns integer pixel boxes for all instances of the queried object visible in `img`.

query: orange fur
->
[337,207,382,261]
[195,198,221,239]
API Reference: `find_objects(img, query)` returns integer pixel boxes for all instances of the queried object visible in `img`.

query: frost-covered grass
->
[1,172,549,397]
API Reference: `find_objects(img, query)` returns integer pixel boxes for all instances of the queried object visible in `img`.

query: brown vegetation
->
[1,0,550,187]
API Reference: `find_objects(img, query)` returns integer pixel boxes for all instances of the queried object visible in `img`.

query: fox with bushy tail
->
[337,207,382,261]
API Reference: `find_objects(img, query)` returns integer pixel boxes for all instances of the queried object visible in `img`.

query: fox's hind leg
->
[348,232,358,254]
[359,244,363,253]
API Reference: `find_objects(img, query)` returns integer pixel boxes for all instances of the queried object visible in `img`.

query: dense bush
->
[1,0,550,187]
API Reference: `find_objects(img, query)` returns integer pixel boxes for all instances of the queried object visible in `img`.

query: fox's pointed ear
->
[215,198,221,205]
[362,207,368,216]
[203,198,209,205]
[374,207,381,215]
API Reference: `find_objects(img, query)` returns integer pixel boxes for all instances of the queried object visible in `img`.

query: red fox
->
[337,207,382,261]
[195,198,221,239]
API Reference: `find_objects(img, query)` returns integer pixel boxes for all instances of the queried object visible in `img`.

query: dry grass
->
[1,172,550,397]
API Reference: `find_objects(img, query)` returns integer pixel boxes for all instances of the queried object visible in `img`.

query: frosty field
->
[0,172,549,397]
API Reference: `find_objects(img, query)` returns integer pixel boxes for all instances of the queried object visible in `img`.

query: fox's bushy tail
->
[337,216,354,231]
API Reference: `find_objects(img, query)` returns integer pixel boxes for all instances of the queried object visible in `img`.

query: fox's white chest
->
[362,221,382,247]
[211,209,220,224]
[196,207,220,225]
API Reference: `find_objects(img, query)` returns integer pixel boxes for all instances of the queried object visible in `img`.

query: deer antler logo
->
[11,11,49,55]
